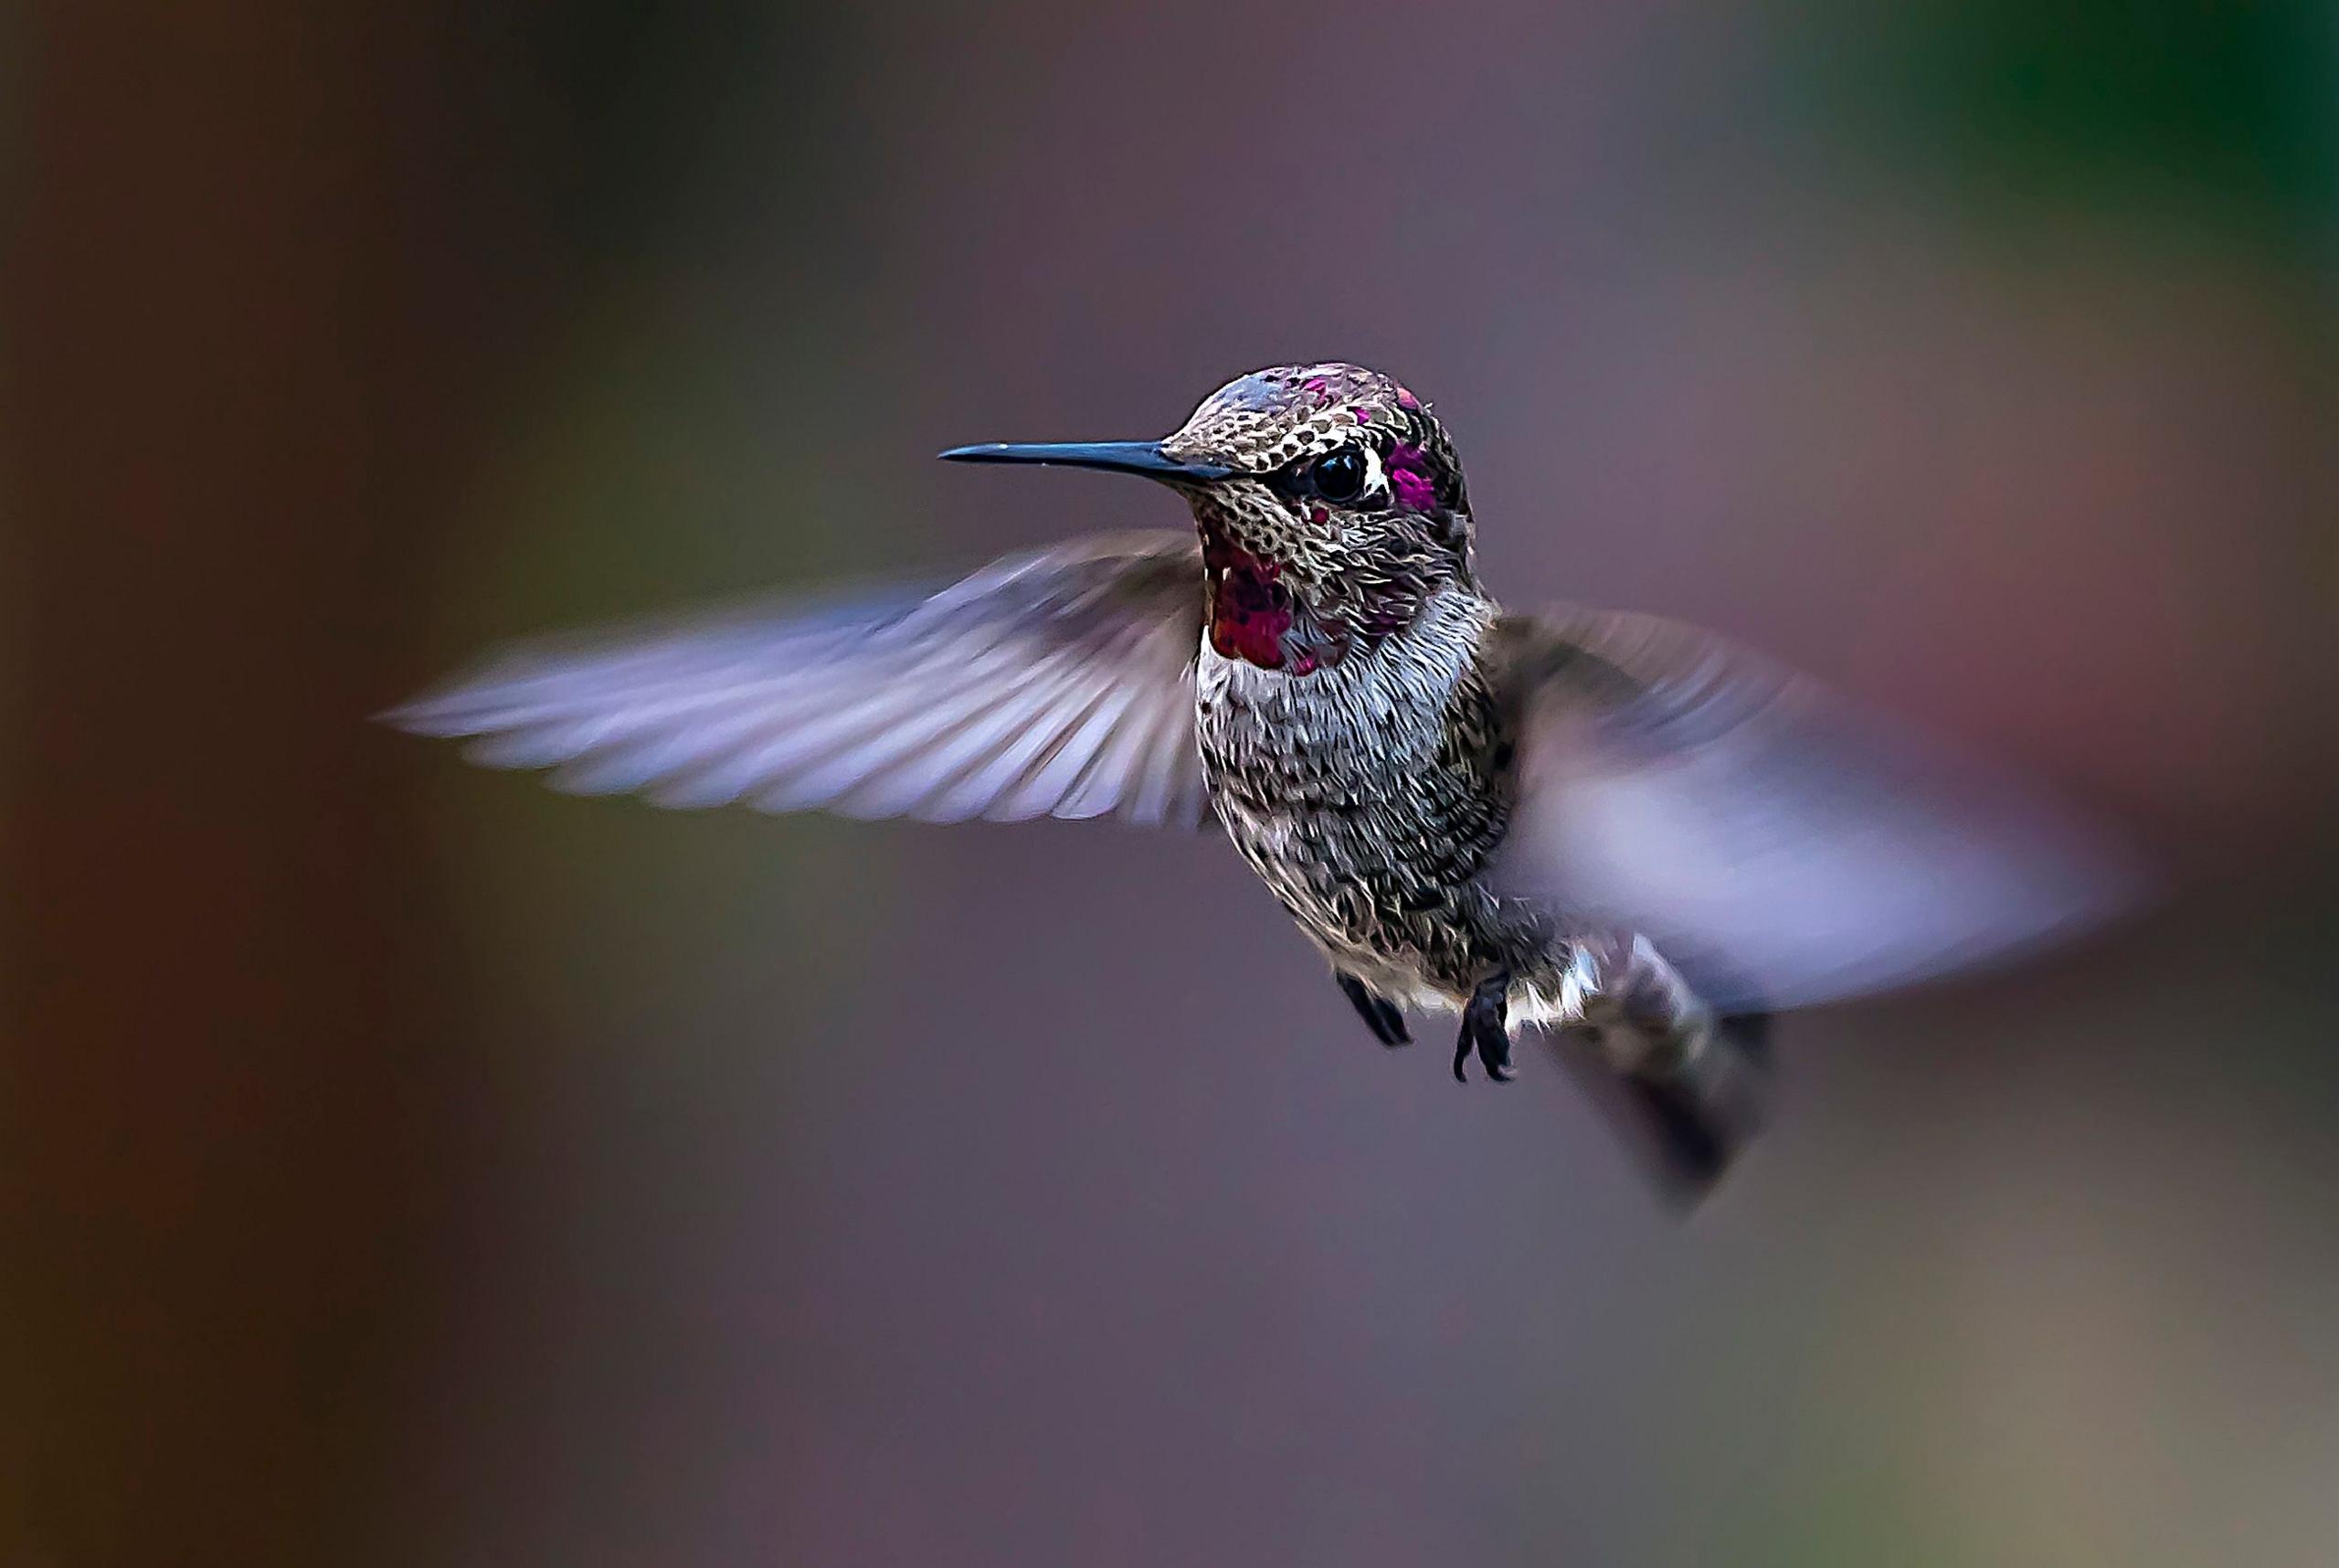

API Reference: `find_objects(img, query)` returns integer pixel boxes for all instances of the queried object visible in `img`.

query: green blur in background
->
[8,4,2337,1566]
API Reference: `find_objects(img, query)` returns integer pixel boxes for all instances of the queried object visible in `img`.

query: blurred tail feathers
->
[1554,1012,1772,1206]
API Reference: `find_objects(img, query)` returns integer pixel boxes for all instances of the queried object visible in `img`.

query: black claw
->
[1479,1014,1515,1081]
[1453,971,1513,1084]
[1337,971,1410,1047]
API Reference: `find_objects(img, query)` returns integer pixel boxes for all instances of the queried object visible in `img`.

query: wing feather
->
[1487,609,2147,1012]
[389,532,1212,831]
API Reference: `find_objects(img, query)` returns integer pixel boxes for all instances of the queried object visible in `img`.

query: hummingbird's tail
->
[1620,1012,1771,1198]
[1557,1012,1772,1206]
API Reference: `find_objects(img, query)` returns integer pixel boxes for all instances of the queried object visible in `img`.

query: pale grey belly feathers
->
[1195,588,1568,1018]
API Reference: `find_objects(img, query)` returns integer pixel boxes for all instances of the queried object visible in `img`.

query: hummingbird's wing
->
[386,531,1213,828]
[1486,610,2146,1013]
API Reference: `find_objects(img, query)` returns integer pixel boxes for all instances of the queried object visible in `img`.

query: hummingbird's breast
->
[1196,586,1551,1007]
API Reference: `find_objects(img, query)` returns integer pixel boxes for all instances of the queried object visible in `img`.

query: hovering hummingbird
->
[391,362,2139,1198]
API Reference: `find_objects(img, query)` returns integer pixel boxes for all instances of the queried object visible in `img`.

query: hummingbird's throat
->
[1203,535,1338,674]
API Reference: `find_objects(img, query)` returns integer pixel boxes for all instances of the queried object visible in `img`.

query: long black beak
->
[937,440,1233,483]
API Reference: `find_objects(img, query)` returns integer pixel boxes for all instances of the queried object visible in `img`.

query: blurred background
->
[8,3,2338,1564]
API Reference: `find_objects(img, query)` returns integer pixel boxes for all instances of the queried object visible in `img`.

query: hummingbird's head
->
[943,362,1473,674]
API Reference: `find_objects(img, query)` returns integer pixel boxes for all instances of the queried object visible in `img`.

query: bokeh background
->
[10,4,2339,1564]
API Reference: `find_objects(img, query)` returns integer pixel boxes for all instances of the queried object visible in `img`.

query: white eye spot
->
[1355,443,1387,498]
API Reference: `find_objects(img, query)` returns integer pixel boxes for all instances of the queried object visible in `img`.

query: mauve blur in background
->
[7,4,2339,1565]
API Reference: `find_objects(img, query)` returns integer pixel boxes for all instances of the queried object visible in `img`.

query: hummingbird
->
[390,362,2140,1199]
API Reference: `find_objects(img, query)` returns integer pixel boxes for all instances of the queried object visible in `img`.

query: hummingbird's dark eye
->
[1307,446,1368,503]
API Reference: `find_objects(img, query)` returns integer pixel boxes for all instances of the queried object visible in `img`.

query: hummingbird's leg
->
[1453,970,1514,1084]
[1336,971,1411,1047]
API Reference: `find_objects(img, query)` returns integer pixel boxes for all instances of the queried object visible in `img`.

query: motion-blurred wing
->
[1487,609,2145,1012]
[387,532,1212,829]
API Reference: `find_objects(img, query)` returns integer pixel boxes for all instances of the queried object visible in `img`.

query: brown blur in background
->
[7,4,2338,1565]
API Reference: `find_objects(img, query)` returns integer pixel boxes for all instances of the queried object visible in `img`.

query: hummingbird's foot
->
[1454,970,1515,1083]
[1336,971,1411,1047]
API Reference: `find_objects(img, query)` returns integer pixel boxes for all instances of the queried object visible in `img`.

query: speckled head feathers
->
[942,362,1481,673]
[1151,364,1477,671]
[1163,363,1466,511]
